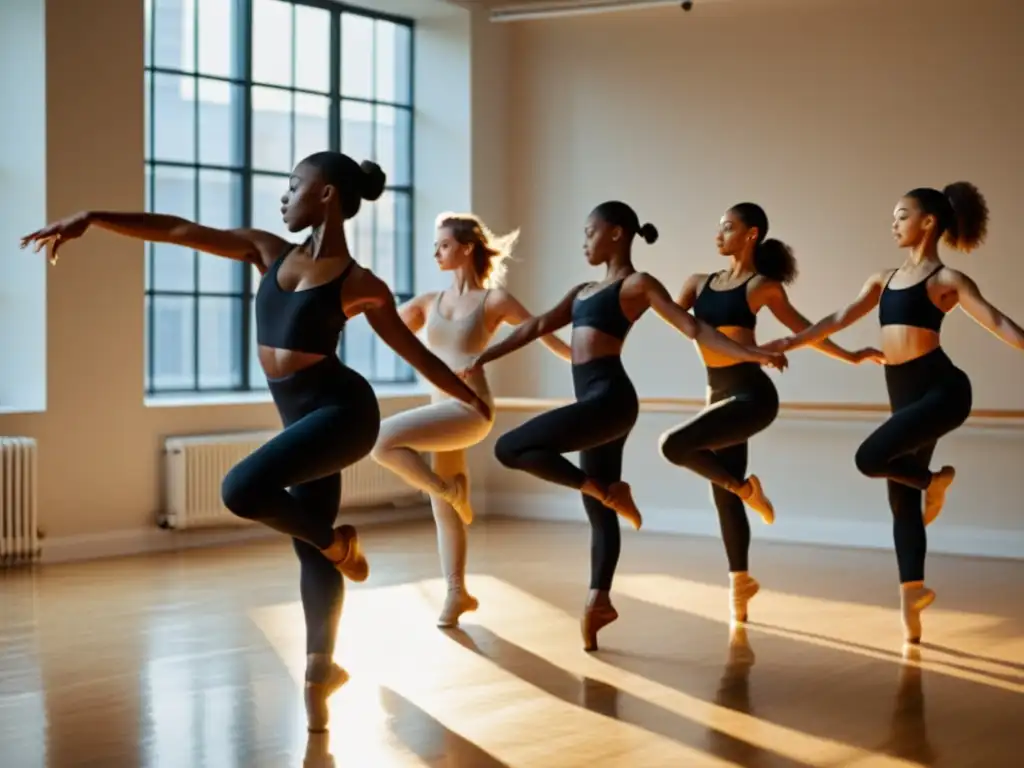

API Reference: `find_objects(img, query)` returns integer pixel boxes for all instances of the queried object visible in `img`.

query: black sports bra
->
[878,266,946,332]
[692,272,758,330]
[255,245,355,355]
[571,279,633,341]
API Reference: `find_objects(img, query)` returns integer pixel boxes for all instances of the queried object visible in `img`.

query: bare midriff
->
[570,328,626,366]
[699,326,755,368]
[880,326,941,366]
[258,346,330,380]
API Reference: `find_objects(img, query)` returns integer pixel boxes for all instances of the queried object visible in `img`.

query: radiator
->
[1,437,40,565]
[162,431,426,530]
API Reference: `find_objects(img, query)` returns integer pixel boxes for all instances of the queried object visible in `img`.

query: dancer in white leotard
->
[371,212,571,627]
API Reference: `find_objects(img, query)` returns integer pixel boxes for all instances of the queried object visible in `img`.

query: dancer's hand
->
[757,349,789,372]
[459,358,483,380]
[20,211,91,264]
[853,347,885,364]
[760,336,794,354]
[469,393,492,422]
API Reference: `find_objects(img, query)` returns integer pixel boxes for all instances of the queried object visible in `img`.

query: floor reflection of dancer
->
[462,201,787,650]
[765,182,1024,643]
[660,203,882,622]
[370,213,571,628]
[20,152,490,732]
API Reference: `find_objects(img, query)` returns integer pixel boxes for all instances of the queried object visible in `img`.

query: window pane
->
[374,335,412,382]
[294,94,330,167]
[375,106,411,187]
[344,199,374,265]
[374,191,396,287]
[198,297,243,389]
[152,0,193,72]
[198,78,243,167]
[198,170,243,292]
[253,0,293,87]
[251,173,291,242]
[248,291,268,389]
[196,0,234,79]
[341,100,373,164]
[394,191,413,295]
[295,4,330,93]
[144,0,154,68]
[341,13,374,99]
[153,73,195,163]
[152,295,196,391]
[144,72,153,159]
[152,165,196,291]
[341,313,373,380]
[252,86,293,173]
[374,21,411,105]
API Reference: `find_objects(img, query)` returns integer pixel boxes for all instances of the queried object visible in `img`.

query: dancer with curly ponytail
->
[371,212,571,629]
[20,152,490,732]
[764,182,1024,643]
[660,203,883,623]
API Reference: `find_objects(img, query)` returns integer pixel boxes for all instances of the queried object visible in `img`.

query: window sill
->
[144,381,431,409]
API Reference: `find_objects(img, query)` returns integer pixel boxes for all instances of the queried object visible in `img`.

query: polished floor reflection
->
[1,517,1021,767]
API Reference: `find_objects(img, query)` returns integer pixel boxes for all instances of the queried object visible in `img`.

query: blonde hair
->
[435,212,519,289]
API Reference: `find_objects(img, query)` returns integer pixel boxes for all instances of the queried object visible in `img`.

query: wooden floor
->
[1,517,1021,768]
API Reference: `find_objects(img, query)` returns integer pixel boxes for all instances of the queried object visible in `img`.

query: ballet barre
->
[493,397,1024,432]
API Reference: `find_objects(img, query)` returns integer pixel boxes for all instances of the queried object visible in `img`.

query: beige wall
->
[474,0,1024,560]
[0,0,511,557]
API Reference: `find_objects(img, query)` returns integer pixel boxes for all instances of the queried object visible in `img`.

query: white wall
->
[0,0,511,558]
[475,0,1024,560]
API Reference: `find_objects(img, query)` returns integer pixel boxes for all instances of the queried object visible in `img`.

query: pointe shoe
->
[603,481,642,530]
[581,597,619,652]
[924,466,955,526]
[445,473,474,526]
[730,574,760,623]
[739,476,774,525]
[304,656,350,733]
[437,582,479,628]
[901,585,936,644]
[323,525,369,582]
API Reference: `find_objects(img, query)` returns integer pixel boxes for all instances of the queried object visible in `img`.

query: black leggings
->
[221,356,381,655]
[854,347,972,583]
[494,356,639,590]
[659,363,779,572]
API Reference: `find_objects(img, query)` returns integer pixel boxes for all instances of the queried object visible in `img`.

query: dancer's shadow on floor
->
[443,625,811,767]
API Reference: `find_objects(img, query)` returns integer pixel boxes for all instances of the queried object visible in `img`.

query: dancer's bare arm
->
[491,288,573,362]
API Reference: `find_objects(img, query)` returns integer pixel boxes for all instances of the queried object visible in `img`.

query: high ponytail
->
[729,202,798,284]
[906,181,988,254]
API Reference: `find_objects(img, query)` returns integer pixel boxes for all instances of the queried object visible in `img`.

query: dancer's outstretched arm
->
[21,210,285,271]
[636,273,787,371]
[363,280,491,421]
[761,281,883,364]
[763,271,887,354]
[491,288,573,362]
[470,283,587,370]
[950,270,1024,350]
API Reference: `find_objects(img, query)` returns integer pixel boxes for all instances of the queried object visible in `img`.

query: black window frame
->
[144,0,416,396]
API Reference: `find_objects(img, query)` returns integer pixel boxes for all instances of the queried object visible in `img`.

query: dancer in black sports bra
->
[21,151,489,732]
[764,181,1024,643]
[660,203,882,622]
[461,200,787,651]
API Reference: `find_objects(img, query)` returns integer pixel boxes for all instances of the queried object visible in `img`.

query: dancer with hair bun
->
[371,212,571,629]
[765,182,1024,643]
[660,202,882,623]
[463,200,787,651]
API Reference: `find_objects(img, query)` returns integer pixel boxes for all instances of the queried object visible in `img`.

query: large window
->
[144,0,415,395]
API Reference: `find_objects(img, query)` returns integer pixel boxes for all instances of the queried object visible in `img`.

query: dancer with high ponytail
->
[660,203,882,623]
[463,201,788,651]
[371,212,571,628]
[765,182,1024,643]
[20,152,490,732]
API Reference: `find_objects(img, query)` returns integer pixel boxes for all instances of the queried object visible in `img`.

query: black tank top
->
[571,279,633,341]
[255,245,354,355]
[692,272,757,330]
[878,266,945,332]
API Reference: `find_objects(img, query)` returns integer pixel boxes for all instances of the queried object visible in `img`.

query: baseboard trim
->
[480,491,1024,561]
[40,504,433,565]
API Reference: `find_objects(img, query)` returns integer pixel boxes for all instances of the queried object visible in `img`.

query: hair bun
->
[638,222,659,245]
[359,160,386,202]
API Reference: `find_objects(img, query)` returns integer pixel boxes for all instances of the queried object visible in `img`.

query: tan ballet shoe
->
[581,592,619,652]
[304,655,350,733]
[321,525,369,582]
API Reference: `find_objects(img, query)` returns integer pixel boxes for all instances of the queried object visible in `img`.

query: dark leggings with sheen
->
[221,357,381,655]
[854,348,972,583]
[659,363,779,572]
[494,356,639,590]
